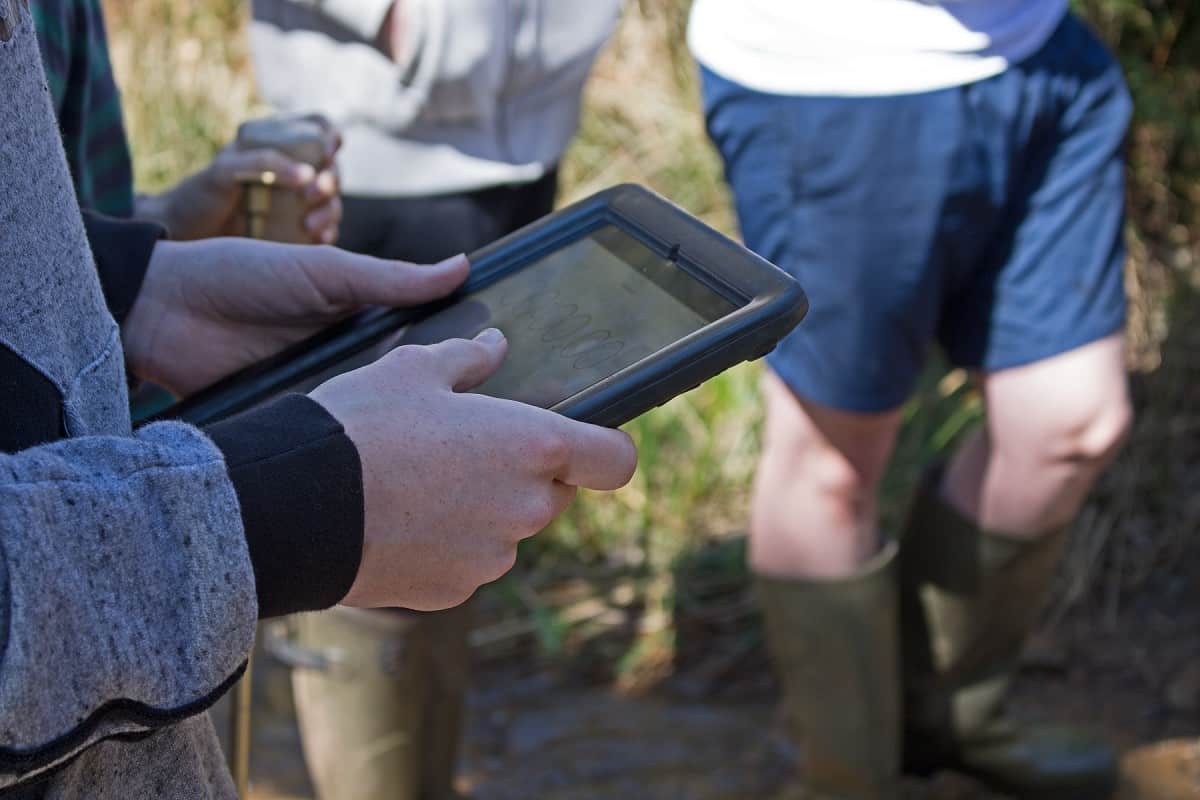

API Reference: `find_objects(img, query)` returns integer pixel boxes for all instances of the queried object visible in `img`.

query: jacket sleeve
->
[0,421,255,789]
[0,394,363,788]
[207,394,365,620]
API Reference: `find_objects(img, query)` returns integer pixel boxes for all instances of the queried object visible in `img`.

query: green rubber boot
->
[756,541,902,799]
[274,604,471,800]
[900,475,1117,799]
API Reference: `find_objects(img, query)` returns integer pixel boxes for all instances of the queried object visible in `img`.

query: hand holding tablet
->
[147,184,807,610]
[157,184,807,428]
[310,329,638,610]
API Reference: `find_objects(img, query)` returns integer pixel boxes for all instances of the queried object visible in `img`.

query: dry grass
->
[558,0,733,231]
[104,0,258,191]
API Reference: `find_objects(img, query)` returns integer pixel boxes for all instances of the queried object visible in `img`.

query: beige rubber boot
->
[756,541,902,799]
[900,475,1117,799]
[274,604,472,800]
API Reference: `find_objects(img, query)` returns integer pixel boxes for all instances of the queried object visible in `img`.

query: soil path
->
[226,552,1199,799]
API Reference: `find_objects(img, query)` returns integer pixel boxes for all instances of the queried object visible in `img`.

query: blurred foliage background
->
[102,0,1200,681]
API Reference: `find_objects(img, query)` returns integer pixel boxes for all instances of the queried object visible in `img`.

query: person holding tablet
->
[247,2,619,795]
[0,4,637,797]
[690,2,1132,797]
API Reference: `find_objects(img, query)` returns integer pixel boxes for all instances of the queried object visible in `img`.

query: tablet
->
[157,185,807,428]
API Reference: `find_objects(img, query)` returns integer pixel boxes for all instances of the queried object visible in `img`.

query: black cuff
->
[205,394,365,619]
[82,210,167,325]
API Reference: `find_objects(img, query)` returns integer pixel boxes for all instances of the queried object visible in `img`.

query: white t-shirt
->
[688,0,1069,97]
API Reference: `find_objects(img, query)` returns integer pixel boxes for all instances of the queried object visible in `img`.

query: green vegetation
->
[102,0,1200,676]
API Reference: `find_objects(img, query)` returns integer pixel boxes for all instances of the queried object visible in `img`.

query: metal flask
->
[235,115,331,243]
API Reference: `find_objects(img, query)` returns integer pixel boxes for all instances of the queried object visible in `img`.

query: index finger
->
[553,418,638,491]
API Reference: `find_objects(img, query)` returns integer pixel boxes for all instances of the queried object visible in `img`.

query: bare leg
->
[750,370,904,579]
[941,334,1132,538]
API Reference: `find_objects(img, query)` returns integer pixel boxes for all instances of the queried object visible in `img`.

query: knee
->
[806,446,877,510]
[1093,392,1134,463]
[754,373,899,538]
[751,442,881,575]
[759,438,877,520]
[1035,389,1133,472]
[1065,391,1132,468]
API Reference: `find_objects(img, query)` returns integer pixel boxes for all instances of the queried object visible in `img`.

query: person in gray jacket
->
[248,3,620,796]
[0,1,637,797]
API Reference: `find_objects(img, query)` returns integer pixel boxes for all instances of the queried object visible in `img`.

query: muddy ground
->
[218,531,1199,800]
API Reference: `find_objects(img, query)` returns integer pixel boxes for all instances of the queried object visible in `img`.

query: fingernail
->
[434,253,468,269]
[474,327,504,344]
[292,164,316,183]
[317,169,339,192]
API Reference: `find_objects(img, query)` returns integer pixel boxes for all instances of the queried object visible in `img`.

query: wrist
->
[206,394,365,618]
[81,211,166,327]
[137,183,202,241]
[133,191,183,238]
[138,166,227,241]
[121,240,179,384]
[133,191,169,230]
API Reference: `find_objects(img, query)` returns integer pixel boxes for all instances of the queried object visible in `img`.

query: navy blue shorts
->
[701,14,1132,413]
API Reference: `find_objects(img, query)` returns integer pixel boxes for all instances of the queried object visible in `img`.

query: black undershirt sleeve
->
[81,210,166,326]
[204,394,365,619]
[81,209,366,616]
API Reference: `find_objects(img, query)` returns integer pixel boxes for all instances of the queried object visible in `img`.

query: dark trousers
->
[336,170,558,262]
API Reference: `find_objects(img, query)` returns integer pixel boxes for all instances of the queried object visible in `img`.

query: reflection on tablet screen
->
[301,226,737,407]
[403,227,736,407]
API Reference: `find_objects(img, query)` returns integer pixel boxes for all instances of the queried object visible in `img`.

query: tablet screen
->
[391,226,738,408]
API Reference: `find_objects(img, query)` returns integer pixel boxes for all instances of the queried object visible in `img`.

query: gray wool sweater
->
[0,1,365,795]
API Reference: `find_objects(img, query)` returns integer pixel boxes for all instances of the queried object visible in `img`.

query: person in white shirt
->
[251,0,619,263]
[690,2,1133,797]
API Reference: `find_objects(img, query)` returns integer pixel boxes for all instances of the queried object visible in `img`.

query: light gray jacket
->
[0,2,256,796]
[250,0,620,197]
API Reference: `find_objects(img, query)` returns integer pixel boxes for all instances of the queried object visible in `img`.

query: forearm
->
[132,167,226,242]
[206,394,365,619]
[0,396,365,787]
[0,422,254,788]
[131,192,177,237]
[133,171,222,241]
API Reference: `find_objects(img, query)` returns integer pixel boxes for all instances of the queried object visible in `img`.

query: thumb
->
[425,328,509,391]
[313,251,470,309]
